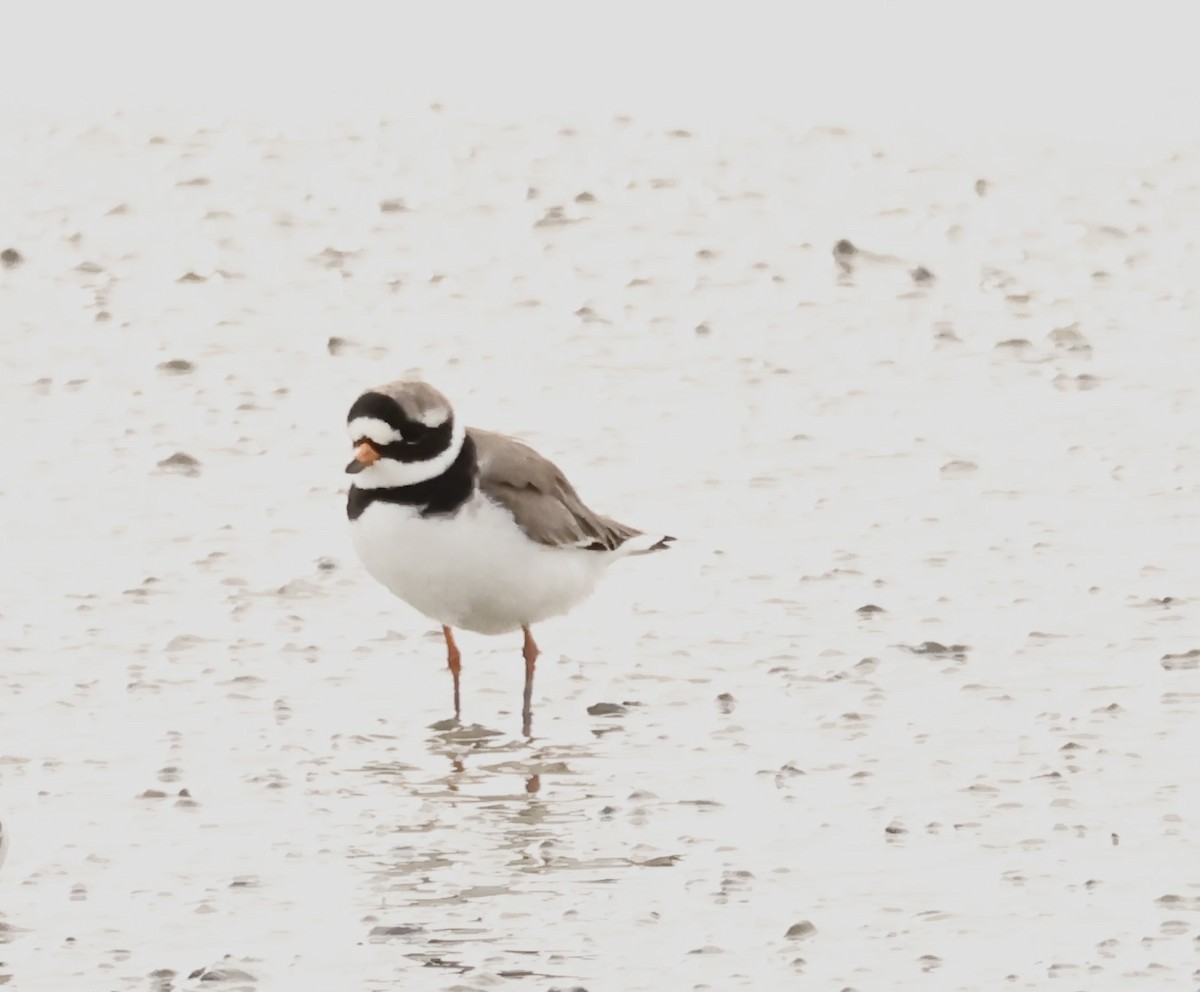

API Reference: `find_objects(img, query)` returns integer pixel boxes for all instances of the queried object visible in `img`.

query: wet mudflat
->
[1,109,1199,990]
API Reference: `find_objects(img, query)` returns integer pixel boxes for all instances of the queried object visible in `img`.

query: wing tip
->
[620,533,675,555]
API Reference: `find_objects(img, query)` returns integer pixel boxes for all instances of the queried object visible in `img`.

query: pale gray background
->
[2,3,1199,990]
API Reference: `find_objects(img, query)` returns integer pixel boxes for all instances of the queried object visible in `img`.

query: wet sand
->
[2,109,1199,990]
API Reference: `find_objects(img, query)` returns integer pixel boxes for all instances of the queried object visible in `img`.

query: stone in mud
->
[369,925,423,937]
[785,920,817,940]
[1161,649,1200,670]
[1047,323,1092,353]
[940,459,978,478]
[535,206,581,228]
[716,692,736,714]
[910,266,935,283]
[833,239,857,257]
[195,967,255,982]
[379,198,407,213]
[902,641,969,659]
[587,702,627,716]
[1,248,23,268]
[856,604,886,615]
[176,271,207,283]
[156,359,194,374]
[157,452,201,477]
[636,854,682,867]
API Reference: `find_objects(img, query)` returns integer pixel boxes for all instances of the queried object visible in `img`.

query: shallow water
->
[2,109,1200,990]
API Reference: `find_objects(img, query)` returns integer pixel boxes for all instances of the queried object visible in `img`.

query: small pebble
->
[157,452,201,477]
[587,702,627,717]
[1162,650,1200,671]
[156,359,194,374]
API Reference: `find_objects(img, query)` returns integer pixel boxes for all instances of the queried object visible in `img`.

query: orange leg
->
[443,625,462,722]
[521,625,539,737]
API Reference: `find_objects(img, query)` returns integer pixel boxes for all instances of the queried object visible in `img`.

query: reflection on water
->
[1,107,1199,989]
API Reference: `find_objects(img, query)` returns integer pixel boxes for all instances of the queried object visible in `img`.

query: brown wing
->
[469,427,642,551]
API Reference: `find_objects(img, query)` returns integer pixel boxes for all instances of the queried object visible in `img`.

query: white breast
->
[349,492,608,635]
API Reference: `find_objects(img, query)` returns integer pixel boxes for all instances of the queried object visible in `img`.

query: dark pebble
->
[379,198,407,213]
[856,604,885,615]
[785,921,817,940]
[716,692,736,714]
[369,925,423,937]
[198,968,255,982]
[903,641,969,658]
[832,239,857,257]
[587,702,627,717]
[157,452,201,476]
[1,248,24,268]
[1162,649,1200,671]
[910,266,935,283]
[156,359,194,374]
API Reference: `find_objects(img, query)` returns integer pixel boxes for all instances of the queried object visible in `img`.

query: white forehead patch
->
[348,416,405,446]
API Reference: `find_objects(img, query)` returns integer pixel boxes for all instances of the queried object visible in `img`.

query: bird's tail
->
[620,533,676,556]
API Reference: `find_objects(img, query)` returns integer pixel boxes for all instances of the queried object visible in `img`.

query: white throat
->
[351,419,468,489]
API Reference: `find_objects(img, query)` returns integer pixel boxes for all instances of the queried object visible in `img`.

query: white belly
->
[349,493,606,635]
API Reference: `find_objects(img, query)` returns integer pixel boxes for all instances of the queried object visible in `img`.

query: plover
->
[344,380,673,734]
